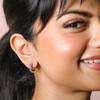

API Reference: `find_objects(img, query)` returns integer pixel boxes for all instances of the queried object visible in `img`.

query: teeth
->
[84,60,90,63]
[83,59,100,64]
[94,60,99,63]
[99,60,100,62]
[88,60,94,64]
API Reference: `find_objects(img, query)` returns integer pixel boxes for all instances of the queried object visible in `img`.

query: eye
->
[63,19,87,29]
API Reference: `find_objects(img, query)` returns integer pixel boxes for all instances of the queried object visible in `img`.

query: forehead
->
[59,0,100,12]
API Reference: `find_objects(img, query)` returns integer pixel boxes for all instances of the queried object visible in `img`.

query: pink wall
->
[0,0,8,38]
[0,0,100,100]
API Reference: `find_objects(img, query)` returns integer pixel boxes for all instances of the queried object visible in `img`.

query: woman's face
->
[33,0,100,91]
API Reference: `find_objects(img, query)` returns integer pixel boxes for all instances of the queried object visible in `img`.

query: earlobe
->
[29,58,38,73]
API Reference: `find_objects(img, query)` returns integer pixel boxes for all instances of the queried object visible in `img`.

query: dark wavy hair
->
[0,0,84,100]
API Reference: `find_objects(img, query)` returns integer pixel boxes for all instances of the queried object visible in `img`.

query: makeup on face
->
[35,0,100,93]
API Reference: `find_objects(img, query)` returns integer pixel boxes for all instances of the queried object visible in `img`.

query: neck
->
[32,78,91,100]
[32,89,91,100]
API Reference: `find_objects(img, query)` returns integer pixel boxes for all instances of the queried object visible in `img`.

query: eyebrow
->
[57,10,93,20]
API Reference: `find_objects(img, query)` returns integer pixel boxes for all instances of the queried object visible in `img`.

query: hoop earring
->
[29,63,35,73]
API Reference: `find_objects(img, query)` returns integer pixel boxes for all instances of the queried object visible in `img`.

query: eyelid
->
[63,19,87,28]
[62,18,89,33]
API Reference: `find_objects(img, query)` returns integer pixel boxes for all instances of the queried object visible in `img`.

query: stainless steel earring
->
[29,63,35,73]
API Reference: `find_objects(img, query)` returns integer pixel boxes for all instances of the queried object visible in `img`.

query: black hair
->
[0,0,84,100]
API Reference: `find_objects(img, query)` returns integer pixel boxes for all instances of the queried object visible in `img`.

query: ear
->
[10,33,38,69]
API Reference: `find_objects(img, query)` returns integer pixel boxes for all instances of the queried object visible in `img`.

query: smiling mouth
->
[81,59,100,64]
[80,55,100,63]
[80,55,100,71]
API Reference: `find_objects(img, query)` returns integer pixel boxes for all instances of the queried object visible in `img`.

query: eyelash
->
[63,19,87,29]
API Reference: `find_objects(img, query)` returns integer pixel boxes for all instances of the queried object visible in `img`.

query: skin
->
[10,0,100,100]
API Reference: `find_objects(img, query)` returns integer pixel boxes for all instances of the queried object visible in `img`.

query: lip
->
[80,62,100,71]
[81,55,100,60]
[80,55,100,71]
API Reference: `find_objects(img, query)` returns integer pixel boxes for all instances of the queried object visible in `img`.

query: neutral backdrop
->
[0,0,100,100]
[0,0,8,38]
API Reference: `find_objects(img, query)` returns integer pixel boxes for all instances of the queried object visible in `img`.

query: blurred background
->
[0,0,100,100]
[0,0,8,38]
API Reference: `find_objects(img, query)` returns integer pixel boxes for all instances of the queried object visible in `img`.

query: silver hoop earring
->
[29,63,35,73]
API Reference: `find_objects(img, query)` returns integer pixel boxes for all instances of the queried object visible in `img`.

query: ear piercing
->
[29,63,35,73]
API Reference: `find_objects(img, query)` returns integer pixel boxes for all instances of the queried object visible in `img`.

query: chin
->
[84,84,100,91]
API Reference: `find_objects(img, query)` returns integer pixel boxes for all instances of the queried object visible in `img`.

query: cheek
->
[38,34,86,65]
[36,30,87,72]
[35,26,89,87]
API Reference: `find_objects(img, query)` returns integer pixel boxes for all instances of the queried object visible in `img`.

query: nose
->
[88,22,100,49]
[89,36,100,48]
